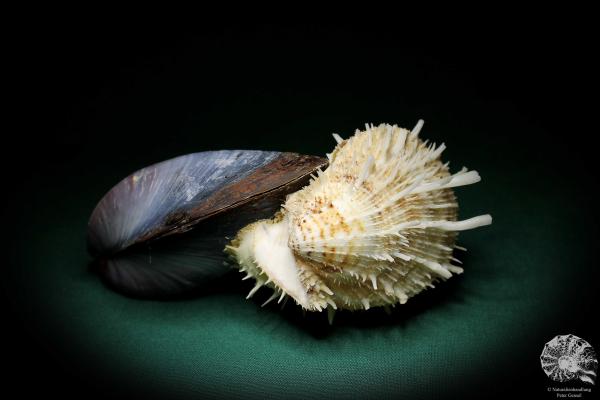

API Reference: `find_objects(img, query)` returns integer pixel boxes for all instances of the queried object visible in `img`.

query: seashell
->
[226,121,492,320]
[88,150,327,297]
[540,334,597,384]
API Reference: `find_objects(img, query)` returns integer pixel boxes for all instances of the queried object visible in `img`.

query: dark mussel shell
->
[88,150,328,298]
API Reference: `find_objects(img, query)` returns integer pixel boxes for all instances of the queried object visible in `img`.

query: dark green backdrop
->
[5,22,598,399]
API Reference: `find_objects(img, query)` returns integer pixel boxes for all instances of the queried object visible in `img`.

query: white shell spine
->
[226,121,492,314]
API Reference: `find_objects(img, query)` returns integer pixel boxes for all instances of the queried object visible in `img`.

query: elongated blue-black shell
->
[87,150,328,298]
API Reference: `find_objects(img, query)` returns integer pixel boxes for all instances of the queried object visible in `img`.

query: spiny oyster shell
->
[226,121,492,316]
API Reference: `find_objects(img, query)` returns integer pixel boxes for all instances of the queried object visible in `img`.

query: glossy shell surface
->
[88,150,327,297]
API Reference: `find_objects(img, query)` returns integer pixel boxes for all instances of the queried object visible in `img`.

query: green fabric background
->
[6,26,598,399]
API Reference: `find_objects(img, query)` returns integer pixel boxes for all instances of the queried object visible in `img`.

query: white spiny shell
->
[226,121,492,317]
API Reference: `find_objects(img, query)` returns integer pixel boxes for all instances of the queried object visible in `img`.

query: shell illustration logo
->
[541,334,598,384]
